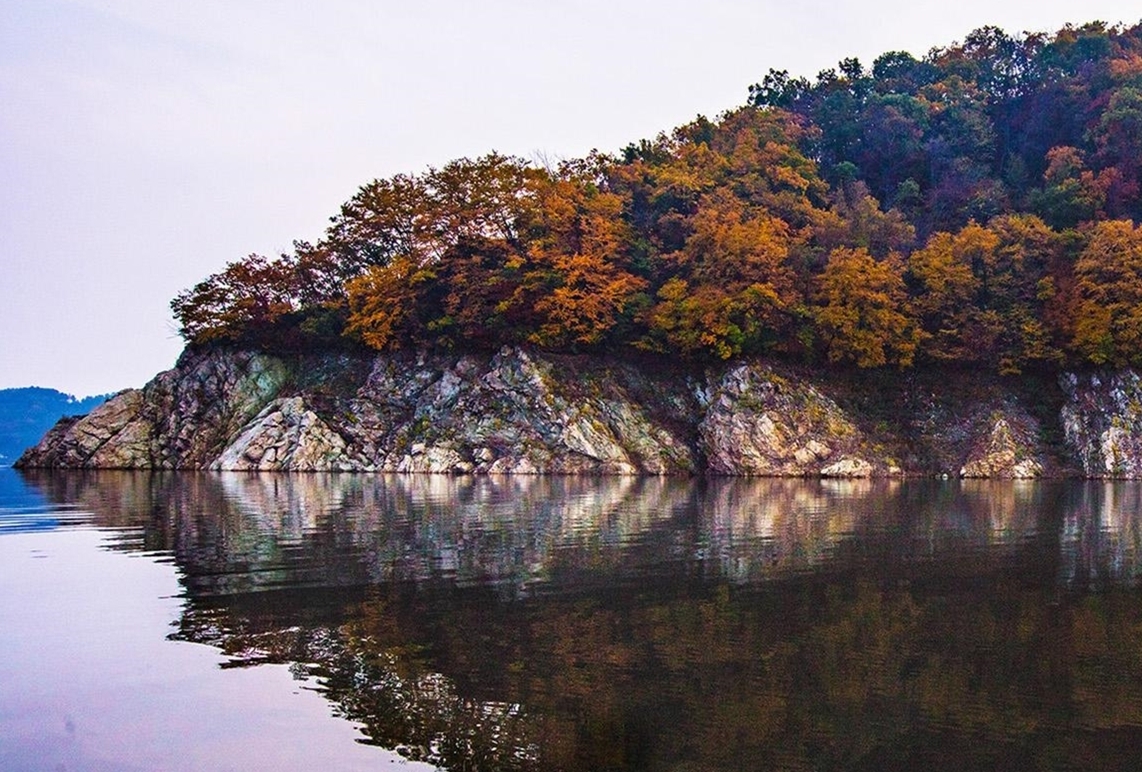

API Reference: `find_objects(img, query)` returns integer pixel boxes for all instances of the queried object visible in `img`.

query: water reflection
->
[0,467,71,532]
[1061,483,1142,589]
[16,471,1142,771]
[20,472,1101,589]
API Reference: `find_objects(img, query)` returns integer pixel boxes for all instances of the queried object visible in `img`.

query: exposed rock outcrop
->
[18,347,699,475]
[16,346,1142,477]
[1060,371,1142,478]
[959,409,1045,479]
[697,363,884,476]
[19,350,291,469]
[344,347,699,474]
[211,396,357,471]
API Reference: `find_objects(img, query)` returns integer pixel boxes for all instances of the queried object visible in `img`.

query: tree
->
[324,172,429,269]
[811,180,916,259]
[337,154,540,351]
[325,153,537,270]
[749,69,810,109]
[430,237,529,348]
[642,278,782,360]
[521,172,647,349]
[1071,219,1142,365]
[906,217,1062,372]
[813,247,920,368]
[638,185,801,360]
[1028,146,1110,228]
[170,254,298,345]
[344,257,432,351]
[1091,87,1142,218]
[906,228,986,362]
[983,213,1064,372]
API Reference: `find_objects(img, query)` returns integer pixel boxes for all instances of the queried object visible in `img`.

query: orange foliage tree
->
[521,171,647,348]
[907,217,1062,372]
[342,154,538,350]
[642,188,800,358]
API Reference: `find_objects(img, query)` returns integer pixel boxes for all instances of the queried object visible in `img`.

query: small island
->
[19,21,1142,477]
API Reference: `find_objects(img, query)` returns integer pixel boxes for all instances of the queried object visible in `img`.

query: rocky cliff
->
[14,346,1141,477]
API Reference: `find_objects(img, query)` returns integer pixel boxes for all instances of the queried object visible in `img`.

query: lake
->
[2,468,1142,771]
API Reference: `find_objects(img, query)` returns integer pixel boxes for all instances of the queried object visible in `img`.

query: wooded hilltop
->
[173,22,1142,375]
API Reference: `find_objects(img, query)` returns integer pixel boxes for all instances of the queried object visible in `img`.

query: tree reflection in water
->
[21,471,1142,772]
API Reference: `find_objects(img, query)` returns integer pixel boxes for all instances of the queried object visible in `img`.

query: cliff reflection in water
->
[20,471,1142,771]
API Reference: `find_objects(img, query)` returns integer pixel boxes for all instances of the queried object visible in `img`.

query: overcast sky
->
[3,1,1140,397]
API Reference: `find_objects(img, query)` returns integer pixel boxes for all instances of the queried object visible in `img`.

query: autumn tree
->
[326,153,536,270]
[428,237,530,349]
[510,169,647,349]
[907,217,1062,372]
[982,213,1065,372]
[1091,87,1142,218]
[341,154,539,351]
[344,256,432,351]
[644,278,786,360]
[617,108,828,360]
[1070,219,1142,366]
[641,188,800,358]
[171,254,298,345]
[813,247,919,368]
[810,180,916,260]
[906,226,987,362]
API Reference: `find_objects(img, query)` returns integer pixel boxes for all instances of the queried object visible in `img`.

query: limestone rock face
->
[18,347,699,474]
[1060,370,1142,478]
[20,389,152,468]
[210,396,360,471]
[15,346,1142,478]
[821,457,875,478]
[697,363,880,477]
[346,347,699,474]
[959,412,1044,479]
[16,349,291,469]
[144,349,292,467]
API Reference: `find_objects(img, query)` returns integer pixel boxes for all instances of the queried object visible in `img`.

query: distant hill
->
[0,388,113,466]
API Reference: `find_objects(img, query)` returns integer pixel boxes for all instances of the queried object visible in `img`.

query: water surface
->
[4,469,1142,771]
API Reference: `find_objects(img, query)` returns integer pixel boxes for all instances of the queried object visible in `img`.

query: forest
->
[172,21,1142,374]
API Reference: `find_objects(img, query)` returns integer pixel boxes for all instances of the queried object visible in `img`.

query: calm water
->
[3,469,1142,771]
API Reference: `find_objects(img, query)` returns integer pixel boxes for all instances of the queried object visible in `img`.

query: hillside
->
[22,21,1142,478]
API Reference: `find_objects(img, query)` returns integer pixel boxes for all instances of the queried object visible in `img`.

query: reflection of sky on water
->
[0,527,424,772]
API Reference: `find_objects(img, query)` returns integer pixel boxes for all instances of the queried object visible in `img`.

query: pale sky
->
[3,1,1140,397]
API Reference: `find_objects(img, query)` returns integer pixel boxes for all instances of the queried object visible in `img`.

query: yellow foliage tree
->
[344,257,430,351]
[1071,219,1142,365]
[814,247,920,368]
